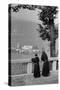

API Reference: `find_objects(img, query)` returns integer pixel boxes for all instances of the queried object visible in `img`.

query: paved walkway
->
[11,70,58,86]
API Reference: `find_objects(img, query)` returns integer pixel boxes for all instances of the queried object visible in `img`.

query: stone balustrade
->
[11,58,58,76]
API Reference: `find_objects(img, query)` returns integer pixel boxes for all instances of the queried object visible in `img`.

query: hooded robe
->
[41,51,50,76]
[32,57,40,78]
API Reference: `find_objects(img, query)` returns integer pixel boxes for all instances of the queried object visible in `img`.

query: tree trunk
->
[50,25,56,57]
[50,40,56,57]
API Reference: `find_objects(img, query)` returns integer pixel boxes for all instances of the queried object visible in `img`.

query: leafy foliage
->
[38,6,58,41]
[38,6,58,25]
[8,4,42,13]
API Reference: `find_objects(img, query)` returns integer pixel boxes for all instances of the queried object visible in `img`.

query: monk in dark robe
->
[32,54,40,78]
[41,51,50,76]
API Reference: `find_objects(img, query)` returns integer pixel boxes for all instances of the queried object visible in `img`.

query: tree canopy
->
[37,6,58,41]
[8,4,41,13]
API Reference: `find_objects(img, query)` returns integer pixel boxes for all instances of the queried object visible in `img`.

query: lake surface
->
[11,50,41,61]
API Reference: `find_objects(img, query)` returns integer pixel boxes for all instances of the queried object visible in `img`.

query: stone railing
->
[11,58,58,76]
[49,57,58,71]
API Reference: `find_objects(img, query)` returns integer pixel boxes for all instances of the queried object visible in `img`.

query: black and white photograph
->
[8,4,58,86]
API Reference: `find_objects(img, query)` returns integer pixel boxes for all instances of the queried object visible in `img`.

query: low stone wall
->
[11,59,58,75]
[11,63,27,75]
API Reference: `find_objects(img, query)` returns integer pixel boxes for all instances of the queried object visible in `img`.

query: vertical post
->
[27,62,32,74]
[52,61,56,71]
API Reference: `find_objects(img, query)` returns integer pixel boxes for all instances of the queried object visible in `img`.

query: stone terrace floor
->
[11,70,58,86]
